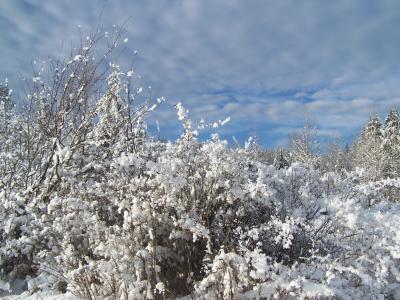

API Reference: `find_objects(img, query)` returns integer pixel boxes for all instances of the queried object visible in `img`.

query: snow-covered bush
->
[1,28,400,299]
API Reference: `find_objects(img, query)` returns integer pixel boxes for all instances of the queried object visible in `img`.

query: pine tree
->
[273,148,289,169]
[288,116,319,166]
[94,66,128,147]
[0,80,19,185]
[382,107,400,178]
[0,80,12,135]
[0,81,10,184]
[352,114,383,180]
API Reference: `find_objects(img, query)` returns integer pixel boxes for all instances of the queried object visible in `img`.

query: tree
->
[0,80,13,154]
[273,148,289,169]
[94,65,129,147]
[382,107,400,178]
[0,80,12,125]
[0,80,23,187]
[352,114,383,180]
[288,115,319,166]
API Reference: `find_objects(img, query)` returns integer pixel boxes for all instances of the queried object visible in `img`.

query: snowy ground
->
[1,279,76,299]
[2,292,77,300]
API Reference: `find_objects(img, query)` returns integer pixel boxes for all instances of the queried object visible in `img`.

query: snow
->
[176,102,187,121]
[3,292,77,300]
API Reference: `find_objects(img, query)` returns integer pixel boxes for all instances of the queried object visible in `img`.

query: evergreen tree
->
[288,116,319,166]
[352,114,383,180]
[382,107,400,178]
[0,80,21,186]
[94,65,128,147]
[0,80,10,183]
[0,80,12,134]
[273,148,289,169]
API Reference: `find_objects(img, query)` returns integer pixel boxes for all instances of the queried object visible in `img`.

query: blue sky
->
[1,0,400,147]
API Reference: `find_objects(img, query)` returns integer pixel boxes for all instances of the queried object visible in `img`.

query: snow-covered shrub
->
[24,123,400,298]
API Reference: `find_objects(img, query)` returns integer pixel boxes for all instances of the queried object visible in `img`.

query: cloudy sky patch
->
[1,0,399,146]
